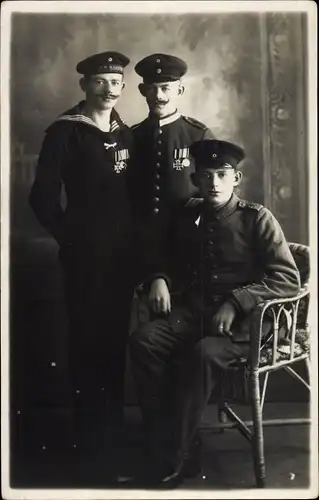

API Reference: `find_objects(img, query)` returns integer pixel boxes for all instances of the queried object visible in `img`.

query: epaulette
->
[238,199,263,211]
[182,116,208,130]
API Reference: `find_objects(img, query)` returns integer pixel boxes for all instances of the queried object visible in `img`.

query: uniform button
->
[154,197,160,203]
[158,140,162,145]
[157,151,162,156]
[212,275,218,279]
[153,207,159,214]
[155,174,160,179]
[155,185,160,191]
[156,163,161,168]
[159,129,163,135]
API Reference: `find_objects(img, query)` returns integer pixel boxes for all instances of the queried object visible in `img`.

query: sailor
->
[29,51,135,441]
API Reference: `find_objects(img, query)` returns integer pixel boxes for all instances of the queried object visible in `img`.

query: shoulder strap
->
[182,115,208,130]
[237,199,263,212]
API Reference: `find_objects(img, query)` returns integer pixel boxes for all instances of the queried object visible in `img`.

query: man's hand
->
[211,301,237,338]
[149,278,171,315]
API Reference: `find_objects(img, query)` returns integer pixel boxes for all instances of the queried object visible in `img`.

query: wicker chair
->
[212,242,311,488]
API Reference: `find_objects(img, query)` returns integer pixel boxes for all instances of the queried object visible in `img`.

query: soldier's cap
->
[190,140,245,171]
[76,51,130,76]
[135,53,187,84]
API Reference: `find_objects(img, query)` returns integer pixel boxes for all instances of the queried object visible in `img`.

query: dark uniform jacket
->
[129,109,214,281]
[29,101,133,258]
[130,109,214,219]
[151,193,301,341]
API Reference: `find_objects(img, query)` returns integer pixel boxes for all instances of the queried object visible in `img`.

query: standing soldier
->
[29,52,135,447]
[129,53,215,313]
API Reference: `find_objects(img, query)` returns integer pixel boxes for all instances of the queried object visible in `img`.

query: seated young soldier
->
[129,139,301,488]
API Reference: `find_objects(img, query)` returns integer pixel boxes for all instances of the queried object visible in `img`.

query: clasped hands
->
[149,278,237,337]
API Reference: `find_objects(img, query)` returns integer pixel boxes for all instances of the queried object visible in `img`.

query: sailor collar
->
[55,101,123,133]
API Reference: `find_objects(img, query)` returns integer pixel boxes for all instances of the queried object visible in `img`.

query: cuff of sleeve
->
[227,297,242,314]
[230,287,258,315]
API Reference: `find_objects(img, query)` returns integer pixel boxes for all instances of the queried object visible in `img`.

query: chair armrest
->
[248,287,310,370]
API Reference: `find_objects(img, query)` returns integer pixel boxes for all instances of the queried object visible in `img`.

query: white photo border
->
[1,1,318,499]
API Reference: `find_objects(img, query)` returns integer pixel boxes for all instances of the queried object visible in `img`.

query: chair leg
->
[217,402,228,433]
[250,370,266,488]
[305,357,311,385]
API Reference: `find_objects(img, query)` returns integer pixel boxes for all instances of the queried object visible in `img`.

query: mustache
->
[154,99,169,105]
[100,94,119,100]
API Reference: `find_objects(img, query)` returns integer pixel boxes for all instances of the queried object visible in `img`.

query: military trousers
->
[59,241,135,420]
[129,308,251,468]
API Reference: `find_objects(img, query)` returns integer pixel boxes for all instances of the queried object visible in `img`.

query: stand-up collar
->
[194,194,239,226]
[148,109,181,127]
[54,100,124,132]
[203,193,239,220]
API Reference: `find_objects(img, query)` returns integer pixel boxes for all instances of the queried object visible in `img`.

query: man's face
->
[195,166,241,207]
[82,73,124,110]
[140,80,182,117]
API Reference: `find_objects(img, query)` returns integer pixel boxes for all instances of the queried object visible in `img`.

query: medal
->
[182,158,190,167]
[114,149,129,173]
[173,148,190,170]
[114,160,126,173]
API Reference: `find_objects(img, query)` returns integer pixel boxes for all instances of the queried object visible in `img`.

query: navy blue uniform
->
[29,101,134,416]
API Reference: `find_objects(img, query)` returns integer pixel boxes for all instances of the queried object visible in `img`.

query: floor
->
[9,402,313,495]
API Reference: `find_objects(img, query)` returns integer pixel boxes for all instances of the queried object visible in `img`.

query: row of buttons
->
[203,222,219,279]
[153,128,164,214]
[203,219,217,264]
